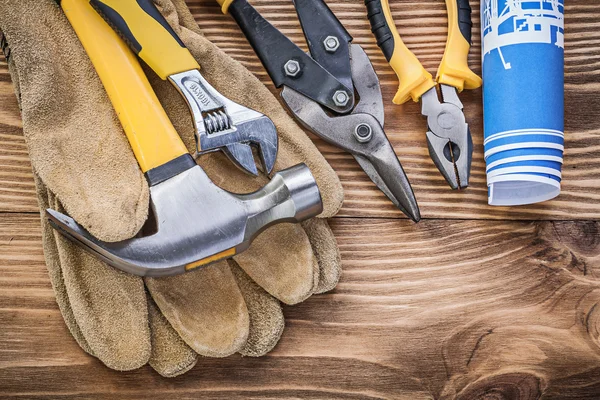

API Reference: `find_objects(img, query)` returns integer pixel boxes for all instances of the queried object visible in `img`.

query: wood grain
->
[2,215,600,398]
[0,1,599,220]
[1,0,600,399]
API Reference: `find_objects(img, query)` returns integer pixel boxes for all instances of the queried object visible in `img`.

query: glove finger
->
[229,261,285,357]
[0,0,149,242]
[147,295,198,378]
[34,174,93,356]
[48,193,151,371]
[152,1,344,218]
[302,219,342,294]
[145,261,250,358]
[234,223,320,305]
[166,0,203,36]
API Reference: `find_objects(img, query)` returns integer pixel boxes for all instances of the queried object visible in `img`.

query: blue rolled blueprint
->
[481,0,565,206]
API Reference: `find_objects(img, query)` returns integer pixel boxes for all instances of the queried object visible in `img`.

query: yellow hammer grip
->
[61,0,188,172]
[89,0,200,80]
[365,0,436,104]
[216,0,235,14]
[437,0,482,90]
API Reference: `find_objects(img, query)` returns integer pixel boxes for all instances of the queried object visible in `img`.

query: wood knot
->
[584,298,600,347]
[545,221,600,257]
[456,373,543,400]
[535,221,600,279]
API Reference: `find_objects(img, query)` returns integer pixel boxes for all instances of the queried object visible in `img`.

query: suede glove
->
[0,0,344,377]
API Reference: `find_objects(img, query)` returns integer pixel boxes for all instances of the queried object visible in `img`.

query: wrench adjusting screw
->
[333,90,350,107]
[284,60,301,77]
[354,123,373,143]
[323,36,340,53]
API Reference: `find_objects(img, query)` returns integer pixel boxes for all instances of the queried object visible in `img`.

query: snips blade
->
[354,148,421,222]
[281,44,420,221]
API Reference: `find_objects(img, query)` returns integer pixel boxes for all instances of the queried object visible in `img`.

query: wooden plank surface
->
[1,0,600,399]
[2,216,600,398]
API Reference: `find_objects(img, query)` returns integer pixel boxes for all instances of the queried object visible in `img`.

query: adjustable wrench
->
[89,0,278,175]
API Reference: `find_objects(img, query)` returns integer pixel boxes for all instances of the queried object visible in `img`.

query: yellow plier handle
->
[365,0,482,104]
[88,0,200,80]
[438,0,482,91]
[365,0,435,104]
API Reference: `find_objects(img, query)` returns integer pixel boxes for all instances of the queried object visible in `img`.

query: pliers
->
[217,0,421,222]
[365,0,482,189]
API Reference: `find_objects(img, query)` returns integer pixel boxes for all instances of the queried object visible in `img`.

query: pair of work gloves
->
[0,0,344,377]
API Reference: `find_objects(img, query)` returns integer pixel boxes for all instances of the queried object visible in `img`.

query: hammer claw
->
[47,163,322,277]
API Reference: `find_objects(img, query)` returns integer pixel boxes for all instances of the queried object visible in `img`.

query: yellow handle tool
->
[365,0,482,104]
[60,0,188,173]
[88,0,200,79]
[437,0,483,91]
[216,0,235,14]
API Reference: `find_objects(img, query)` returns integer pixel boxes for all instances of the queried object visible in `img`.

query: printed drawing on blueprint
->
[481,0,565,152]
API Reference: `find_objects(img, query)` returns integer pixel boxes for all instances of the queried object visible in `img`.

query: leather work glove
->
[0,0,344,377]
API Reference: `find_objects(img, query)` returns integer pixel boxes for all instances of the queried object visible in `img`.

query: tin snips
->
[217,0,421,222]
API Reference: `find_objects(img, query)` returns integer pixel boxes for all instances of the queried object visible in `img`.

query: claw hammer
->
[48,0,323,277]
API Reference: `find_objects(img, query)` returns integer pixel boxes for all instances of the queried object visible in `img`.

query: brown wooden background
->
[2,1,600,399]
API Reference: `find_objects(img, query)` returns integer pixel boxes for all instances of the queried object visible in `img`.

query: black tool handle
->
[456,0,473,44]
[364,0,395,62]
[226,0,354,114]
[293,0,354,91]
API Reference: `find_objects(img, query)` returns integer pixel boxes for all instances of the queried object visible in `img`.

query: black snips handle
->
[227,0,354,114]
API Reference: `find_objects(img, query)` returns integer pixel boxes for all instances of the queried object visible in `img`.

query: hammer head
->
[47,159,322,277]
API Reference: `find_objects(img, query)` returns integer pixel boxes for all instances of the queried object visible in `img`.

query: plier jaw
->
[366,0,481,190]
[421,85,472,190]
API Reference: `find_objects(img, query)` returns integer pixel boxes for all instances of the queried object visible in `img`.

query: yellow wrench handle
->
[437,0,482,91]
[89,0,200,80]
[61,0,188,172]
[365,0,435,104]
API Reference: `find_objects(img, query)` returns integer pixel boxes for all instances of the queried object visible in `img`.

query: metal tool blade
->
[421,86,472,189]
[348,44,385,126]
[354,153,421,222]
[281,85,420,221]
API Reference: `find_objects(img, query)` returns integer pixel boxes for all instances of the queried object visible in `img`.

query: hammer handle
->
[89,0,200,80]
[61,0,188,173]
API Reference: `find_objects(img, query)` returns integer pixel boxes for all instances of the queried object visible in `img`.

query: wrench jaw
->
[169,70,279,175]
[200,114,279,176]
